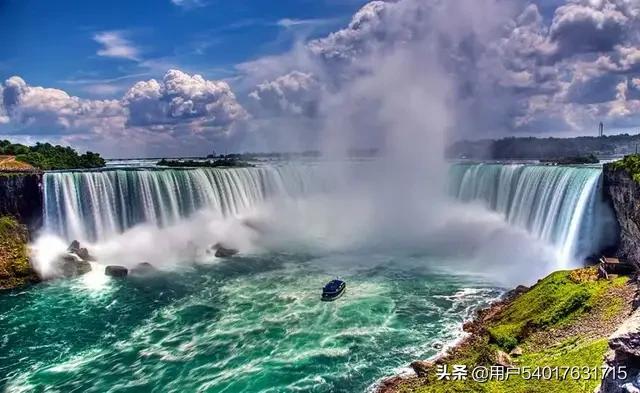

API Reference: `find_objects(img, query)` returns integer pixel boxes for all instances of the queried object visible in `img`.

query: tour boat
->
[321,279,346,301]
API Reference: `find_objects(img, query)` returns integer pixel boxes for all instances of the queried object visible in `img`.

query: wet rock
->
[410,360,435,377]
[66,240,95,261]
[67,240,80,253]
[130,262,156,275]
[376,376,405,393]
[54,253,92,278]
[76,247,95,261]
[504,285,529,301]
[105,265,128,278]
[462,321,475,333]
[214,246,239,258]
[51,242,94,279]
[76,260,92,276]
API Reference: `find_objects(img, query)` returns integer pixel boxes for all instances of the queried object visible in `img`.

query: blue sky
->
[2,0,640,158]
[0,0,365,97]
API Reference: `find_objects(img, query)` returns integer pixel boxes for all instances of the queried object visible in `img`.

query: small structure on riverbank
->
[597,256,637,279]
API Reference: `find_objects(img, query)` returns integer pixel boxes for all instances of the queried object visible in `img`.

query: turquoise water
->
[0,252,498,392]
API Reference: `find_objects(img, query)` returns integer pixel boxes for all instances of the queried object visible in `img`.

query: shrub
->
[612,154,640,182]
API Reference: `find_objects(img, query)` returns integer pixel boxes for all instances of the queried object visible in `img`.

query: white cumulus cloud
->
[123,69,247,130]
[93,31,140,61]
[249,71,323,117]
[0,70,247,156]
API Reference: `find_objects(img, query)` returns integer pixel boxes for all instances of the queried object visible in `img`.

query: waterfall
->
[449,163,617,264]
[43,165,321,242]
[42,162,617,264]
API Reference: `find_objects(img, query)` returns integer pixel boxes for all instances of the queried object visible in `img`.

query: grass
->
[485,269,619,351]
[489,338,609,393]
[392,268,631,393]
[398,338,609,393]
[603,294,626,321]
[0,216,34,289]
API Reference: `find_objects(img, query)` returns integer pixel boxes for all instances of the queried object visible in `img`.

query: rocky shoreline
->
[375,285,534,393]
[376,267,639,393]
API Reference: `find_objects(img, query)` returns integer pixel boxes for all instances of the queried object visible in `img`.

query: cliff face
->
[603,165,640,265]
[0,173,43,231]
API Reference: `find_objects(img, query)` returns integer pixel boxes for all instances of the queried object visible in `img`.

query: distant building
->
[599,122,604,137]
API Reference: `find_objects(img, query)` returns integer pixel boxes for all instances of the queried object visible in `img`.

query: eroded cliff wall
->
[0,173,43,231]
[603,164,640,265]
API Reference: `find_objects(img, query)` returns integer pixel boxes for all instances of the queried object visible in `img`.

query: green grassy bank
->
[390,268,634,393]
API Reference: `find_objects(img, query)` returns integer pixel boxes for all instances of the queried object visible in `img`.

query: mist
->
[30,0,573,288]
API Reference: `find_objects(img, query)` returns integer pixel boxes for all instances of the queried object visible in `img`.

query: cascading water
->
[43,165,322,242]
[449,163,617,265]
[43,162,617,264]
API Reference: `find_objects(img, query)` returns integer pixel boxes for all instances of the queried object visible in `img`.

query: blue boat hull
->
[321,287,346,301]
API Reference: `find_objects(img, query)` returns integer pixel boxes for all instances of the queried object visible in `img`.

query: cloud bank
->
[3,0,640,156]
[0,70,246,157]
[243,0,640,145]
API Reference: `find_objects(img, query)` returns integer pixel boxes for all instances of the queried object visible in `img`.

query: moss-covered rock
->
[0,216,37,290]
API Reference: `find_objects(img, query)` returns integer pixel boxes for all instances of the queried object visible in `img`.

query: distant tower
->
[599,122,604,137]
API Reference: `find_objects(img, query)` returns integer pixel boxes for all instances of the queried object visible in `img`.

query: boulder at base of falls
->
[76,247,95,261]
[130,262,156,275]
[67,240,80,253]
[215,247,239,258]
[105,265,128,278]
[66,241,95,262]
[211,243,239,258]
[53,254,92,278]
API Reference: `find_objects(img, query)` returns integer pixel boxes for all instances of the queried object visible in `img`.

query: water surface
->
[0,252,498,392]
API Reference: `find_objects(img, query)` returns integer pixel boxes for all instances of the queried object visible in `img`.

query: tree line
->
[0,140,105,170]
